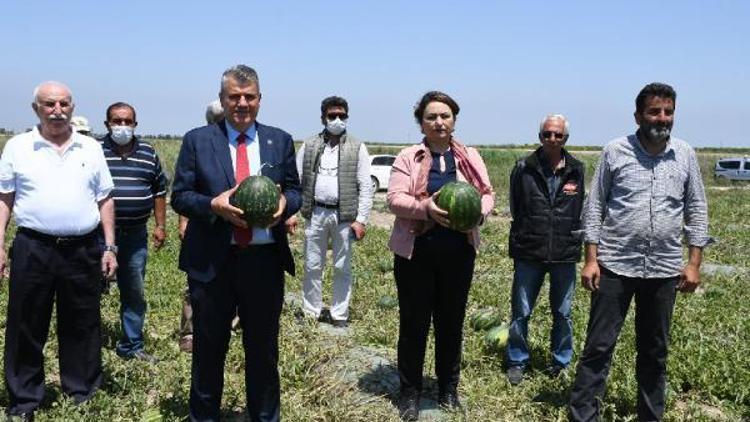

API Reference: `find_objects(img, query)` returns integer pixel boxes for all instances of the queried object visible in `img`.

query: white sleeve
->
[0,141,16,193]
[296,144,305,184]
[355,143,373,224]
[92,145,114,201]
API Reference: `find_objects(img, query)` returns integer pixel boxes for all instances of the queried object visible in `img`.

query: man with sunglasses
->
[506,114,585,385]
[295,96,373,328]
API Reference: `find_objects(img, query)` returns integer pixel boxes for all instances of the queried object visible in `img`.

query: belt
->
[18,227,98,245]
[314,201,339,210]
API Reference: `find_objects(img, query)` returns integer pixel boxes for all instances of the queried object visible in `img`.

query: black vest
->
[508,148,585,262]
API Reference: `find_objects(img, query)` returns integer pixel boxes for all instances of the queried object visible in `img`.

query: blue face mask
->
[325,118,347,136]
[110,125,134,145]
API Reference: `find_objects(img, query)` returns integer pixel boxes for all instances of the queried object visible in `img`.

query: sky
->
[1,0,748,147]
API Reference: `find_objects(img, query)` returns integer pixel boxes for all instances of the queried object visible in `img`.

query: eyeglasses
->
[541,131,566,140]
[39,100,72,109]
[326,113,348,121]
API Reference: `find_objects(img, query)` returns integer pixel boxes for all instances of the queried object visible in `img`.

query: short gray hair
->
[32,81,73,104]
[220,65,259,94]
[539,114,570,135]
[205,99,224,124]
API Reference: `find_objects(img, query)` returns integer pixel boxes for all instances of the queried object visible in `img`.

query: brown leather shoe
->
[179,335,193,353]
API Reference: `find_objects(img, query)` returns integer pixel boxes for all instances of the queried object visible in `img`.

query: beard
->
[641,122,672,143]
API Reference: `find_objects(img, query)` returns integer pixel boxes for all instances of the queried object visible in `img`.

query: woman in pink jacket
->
[387,91,495,420]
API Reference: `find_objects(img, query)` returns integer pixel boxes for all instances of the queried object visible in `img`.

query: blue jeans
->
[506,259,576,369]
[115,225,149,357]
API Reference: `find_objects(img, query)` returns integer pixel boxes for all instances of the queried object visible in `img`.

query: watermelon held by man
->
[230,175,280,227]
[436,181,482,232]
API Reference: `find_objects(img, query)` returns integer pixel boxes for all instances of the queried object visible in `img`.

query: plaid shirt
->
[583,133,712,278]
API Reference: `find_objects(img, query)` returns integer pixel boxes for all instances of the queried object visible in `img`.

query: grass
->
[0,136,747,420]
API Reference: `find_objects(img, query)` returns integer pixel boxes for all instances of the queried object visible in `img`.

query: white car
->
[714,156,750,181]
[369,154,396,191]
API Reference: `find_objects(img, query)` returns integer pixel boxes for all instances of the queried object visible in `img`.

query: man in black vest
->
[506,114,585,385]
[295,96,373,328]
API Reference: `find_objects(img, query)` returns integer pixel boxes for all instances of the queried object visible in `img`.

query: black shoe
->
[507,366,524,385]
[331,319,349,328]
[398,392,420,421]
[6,411,34,422]
[545,363,565,378]
[128,350,159,364]
[318,308,333,324]
[438,390,462,410]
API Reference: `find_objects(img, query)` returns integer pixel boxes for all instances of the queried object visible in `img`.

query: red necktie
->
[234,132,252,245]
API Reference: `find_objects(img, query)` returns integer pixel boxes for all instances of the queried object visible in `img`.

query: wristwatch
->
[103,245,119,255]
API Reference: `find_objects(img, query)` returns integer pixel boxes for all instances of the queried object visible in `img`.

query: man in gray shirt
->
[569,83,711,421]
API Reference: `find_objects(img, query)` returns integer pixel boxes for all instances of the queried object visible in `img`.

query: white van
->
[714,156,750,181]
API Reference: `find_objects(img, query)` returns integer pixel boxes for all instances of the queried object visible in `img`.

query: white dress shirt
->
[224,121,274,244]
[0,127,114,236]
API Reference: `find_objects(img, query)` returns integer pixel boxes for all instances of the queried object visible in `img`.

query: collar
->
[32,125,83,148]
[225,120,257,143]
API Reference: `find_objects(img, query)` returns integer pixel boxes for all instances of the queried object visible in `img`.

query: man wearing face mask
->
[100,102,168,362]
[569,83,712,421]
[296,96,373,328]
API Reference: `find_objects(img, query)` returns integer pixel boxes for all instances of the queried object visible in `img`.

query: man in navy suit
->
[171,64,301,422]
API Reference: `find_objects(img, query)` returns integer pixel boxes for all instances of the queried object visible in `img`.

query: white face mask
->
[110,125,134,145]
[325,118,347,136]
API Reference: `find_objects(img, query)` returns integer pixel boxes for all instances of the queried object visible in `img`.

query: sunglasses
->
[326,113,348,121]
[541,131,566,140]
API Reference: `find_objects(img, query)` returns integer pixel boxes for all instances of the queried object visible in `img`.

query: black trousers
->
[188,245,284,422]
[394,233,475,394]
[569,267,678,422]
[4,229,103,415]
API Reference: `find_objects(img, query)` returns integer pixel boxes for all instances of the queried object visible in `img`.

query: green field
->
[0,136,748,421]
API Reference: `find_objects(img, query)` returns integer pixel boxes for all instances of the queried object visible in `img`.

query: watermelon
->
[230,175,280,227]
[436,181,482,232]
[377,295,398,309]
[470,308,502,331]
[484,323,510,351]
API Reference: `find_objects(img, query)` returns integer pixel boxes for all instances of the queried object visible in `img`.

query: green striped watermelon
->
[230,175,280,227]
[436,181,482,232]
[470,308,502,331]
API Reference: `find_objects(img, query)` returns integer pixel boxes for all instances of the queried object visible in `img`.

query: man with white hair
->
[0,81,117,419]
[505,114,585,385]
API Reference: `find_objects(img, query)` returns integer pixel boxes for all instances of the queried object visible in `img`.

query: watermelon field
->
[0,136,748,421]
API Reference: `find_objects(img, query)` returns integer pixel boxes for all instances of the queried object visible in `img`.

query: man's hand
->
[677,263,701,293]
[268,185,287,228]
[153,226,167,250]
[351,221,366,240]
[210,185,248,228]
[101,251,118,279]
[581,261,601,291]
[427,194,450,227]
[178,216,188,242]
[285,215,298,235]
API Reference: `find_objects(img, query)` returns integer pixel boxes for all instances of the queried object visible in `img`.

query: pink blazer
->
[387,143,495,259]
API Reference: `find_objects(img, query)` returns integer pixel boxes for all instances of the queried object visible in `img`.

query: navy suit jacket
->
[171,120,301,283]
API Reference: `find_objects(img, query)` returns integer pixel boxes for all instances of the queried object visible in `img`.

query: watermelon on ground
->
[484,323,510,351]
[436,181,482,232]
[377,295,398,309]
[470,308,502,331]
[230,175,280,227]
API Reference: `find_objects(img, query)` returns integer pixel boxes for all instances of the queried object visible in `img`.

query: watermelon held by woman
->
[436,181,482,232]
[230,175,280,227]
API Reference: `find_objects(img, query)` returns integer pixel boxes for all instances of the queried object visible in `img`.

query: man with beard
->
[0,81,117,420]
[569,82,711,421]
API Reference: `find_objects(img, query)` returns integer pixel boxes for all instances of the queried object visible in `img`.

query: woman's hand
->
[427,194,450,227]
